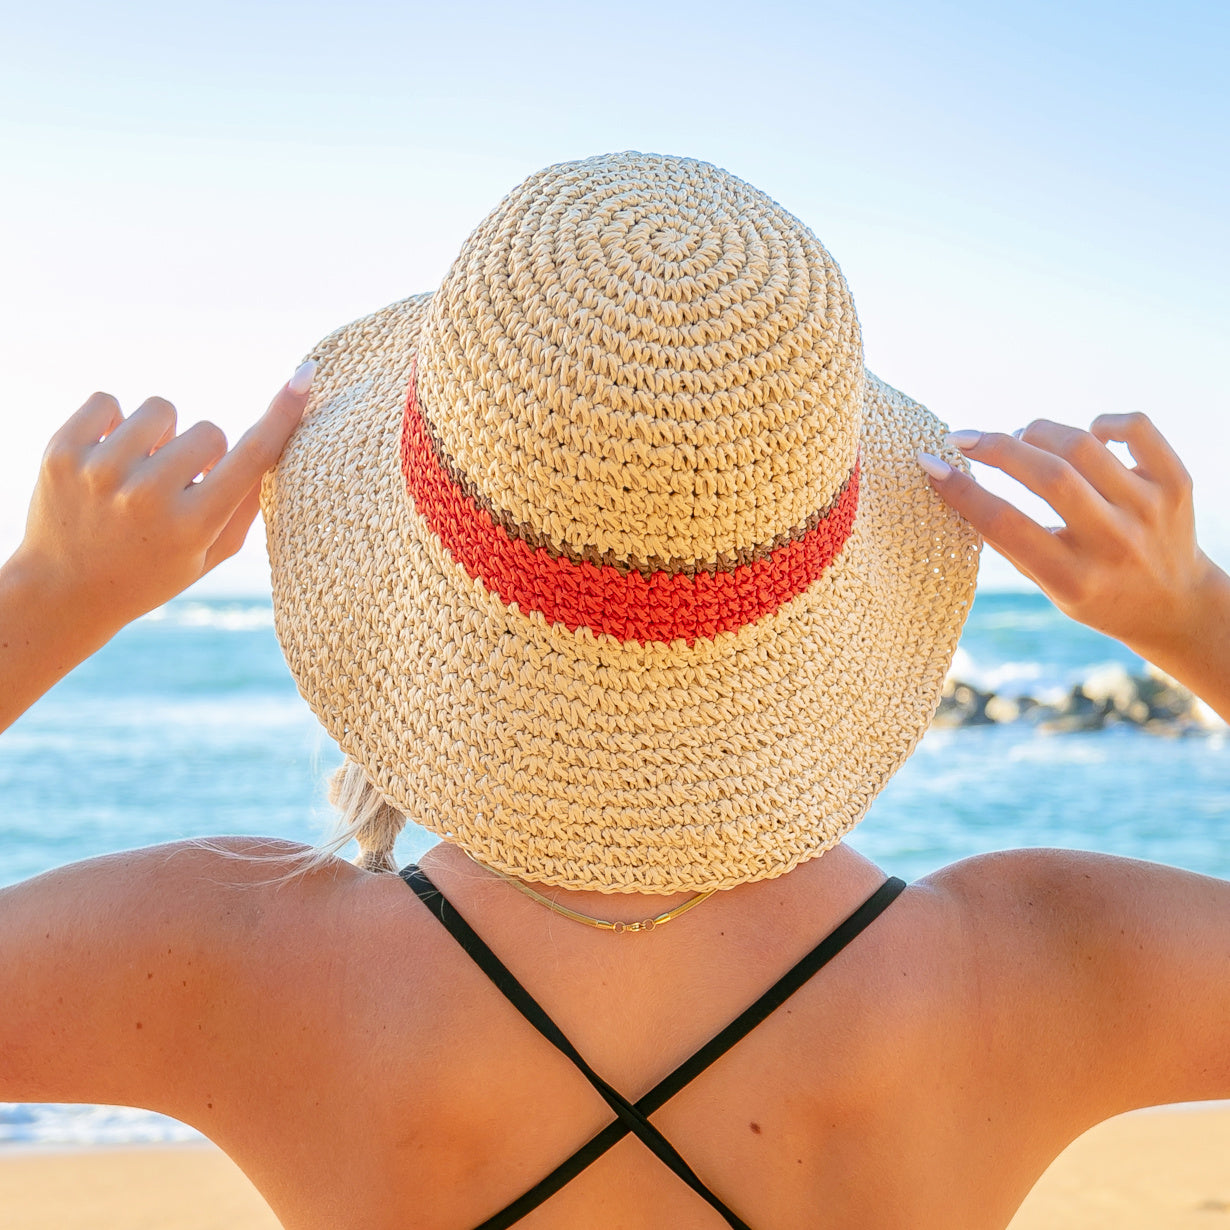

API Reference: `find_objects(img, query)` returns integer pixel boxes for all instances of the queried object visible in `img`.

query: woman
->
[2,152,1227,1230]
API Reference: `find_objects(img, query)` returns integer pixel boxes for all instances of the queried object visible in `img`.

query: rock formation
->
[934,663,1223,734]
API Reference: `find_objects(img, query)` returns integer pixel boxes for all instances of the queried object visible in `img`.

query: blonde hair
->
[323,758,407,873]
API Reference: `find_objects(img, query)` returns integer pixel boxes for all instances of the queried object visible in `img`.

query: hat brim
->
[264,293,980,893]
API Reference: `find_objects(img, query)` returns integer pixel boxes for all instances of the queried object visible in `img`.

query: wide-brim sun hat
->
[262,151,980,894]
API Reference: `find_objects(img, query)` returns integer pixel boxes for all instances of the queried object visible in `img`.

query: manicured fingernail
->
[1012,427,1024,440]
[288,359,317,395]
[944,430,982,450]
[917,451,953,480]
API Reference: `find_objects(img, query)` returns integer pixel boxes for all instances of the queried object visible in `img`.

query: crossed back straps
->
[401,866,906,1229]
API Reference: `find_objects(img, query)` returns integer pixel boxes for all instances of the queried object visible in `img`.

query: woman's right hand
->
[918,415,1230,722]
[0,362,314,732]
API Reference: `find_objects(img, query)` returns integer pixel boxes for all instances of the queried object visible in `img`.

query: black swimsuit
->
[400,866,906,1230]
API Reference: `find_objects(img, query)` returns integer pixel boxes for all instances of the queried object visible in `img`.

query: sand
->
[1008,1105,1230,1229]
[0,1142,278,1229]
[1,1106,1228,1228]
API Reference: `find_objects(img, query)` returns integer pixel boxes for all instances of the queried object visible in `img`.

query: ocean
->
[1,591,1226,1146]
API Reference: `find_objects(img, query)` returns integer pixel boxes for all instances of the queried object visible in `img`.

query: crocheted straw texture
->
[264,152,980,893]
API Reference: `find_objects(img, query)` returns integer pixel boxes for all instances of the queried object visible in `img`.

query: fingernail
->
[1012,427,1024,440]
[944,430,982,450]
[288,359,317,395]
[917,451,953,480]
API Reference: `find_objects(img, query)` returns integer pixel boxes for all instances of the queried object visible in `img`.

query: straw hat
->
[263,152,979,894]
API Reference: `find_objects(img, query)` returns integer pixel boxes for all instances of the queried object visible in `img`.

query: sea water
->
[1,592,1226,1146]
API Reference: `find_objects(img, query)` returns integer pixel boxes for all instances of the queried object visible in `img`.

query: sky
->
[0,0,1226,593]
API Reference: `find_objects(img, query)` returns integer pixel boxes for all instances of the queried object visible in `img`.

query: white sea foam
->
[0,1103,201,1147]
[948,649,1062,697]
[141,601,274,631]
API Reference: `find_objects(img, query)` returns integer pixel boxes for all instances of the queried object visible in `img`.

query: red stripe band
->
[400,371,859,645]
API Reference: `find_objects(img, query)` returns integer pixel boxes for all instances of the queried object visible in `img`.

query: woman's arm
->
[0,364,325,1116]
[919,413,1230,721]
[0,363,313,732]
[921,415,1230,1114]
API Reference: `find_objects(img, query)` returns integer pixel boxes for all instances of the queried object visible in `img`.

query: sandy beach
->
[1,1106,1227,1228]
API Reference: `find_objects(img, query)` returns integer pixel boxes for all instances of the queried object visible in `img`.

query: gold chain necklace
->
[486,865,715,933]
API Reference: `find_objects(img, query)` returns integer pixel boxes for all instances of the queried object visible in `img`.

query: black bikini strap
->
[642,875,907,1109]
[401,867,753,1230]
[466,874,908,1218]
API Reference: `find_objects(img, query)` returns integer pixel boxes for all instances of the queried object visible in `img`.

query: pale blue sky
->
[1,0,1226,591]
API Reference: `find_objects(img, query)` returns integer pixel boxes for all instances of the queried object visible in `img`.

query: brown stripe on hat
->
[410,359,860,579]
[401,362,861,645]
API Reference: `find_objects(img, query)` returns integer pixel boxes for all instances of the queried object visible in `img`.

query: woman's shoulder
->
[915,846,1230,1115]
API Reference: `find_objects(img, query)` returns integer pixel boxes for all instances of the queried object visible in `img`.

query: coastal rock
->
[1081,664,1148,722]
[936,665,1220,734]
[1139,664,1224,734]
[1039,686,1110,733]
[933,680,995,728]
[983,695,1020,724]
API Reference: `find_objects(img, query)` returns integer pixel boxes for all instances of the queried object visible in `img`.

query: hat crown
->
[266,151,980,892]
[412,152,864,574]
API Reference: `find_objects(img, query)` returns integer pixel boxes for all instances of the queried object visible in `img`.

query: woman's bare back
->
[11,836,1224,1229]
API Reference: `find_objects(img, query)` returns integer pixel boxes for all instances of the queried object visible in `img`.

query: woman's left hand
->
[918,415,1230,724]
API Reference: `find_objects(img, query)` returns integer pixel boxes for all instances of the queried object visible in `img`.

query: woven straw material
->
[264,152,979,893]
